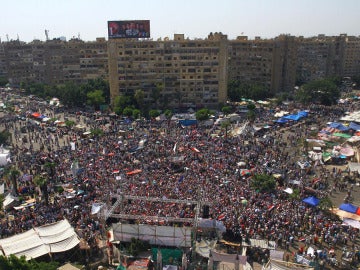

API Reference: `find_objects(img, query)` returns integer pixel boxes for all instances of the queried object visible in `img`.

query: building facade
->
[1,38,108,86]
[0,33,360,109]
[108,33,228,109]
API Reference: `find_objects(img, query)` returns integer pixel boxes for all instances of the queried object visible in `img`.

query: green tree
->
[65,120,75,128]
[164,109,173,120]
[33,173,49,205]
[227,79,242,101]
[127,238,151,257]
[113,95,133,115]
[91,128,104,138]
[44,161,57,183]
[149,109,160,119]
[151,83,163,108]
[195,108,212,121]
[5,166,20,196]
[228,80,271,102]
[134,89,145,112]
[82,78,110,103]
[58,82,86,107]
[87,90,105,110]
[123,107,133,117]
[0,77,9,87]
[221,106,232,116]
[250,173,276,193]
[0,255,59,270]
[221,120,231,138]
[132,109,141,119]
[246,103,256,123]
[319,196,333,210]
[0,130,11,145]
[296,79,340,106]
[289,188,300,201]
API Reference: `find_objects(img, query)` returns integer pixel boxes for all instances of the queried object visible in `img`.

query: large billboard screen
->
[108,20,150,39]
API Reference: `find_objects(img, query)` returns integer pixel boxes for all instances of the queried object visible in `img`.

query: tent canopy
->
[339,203,358,214]
[302,196,320,207]
[0,219,79,260]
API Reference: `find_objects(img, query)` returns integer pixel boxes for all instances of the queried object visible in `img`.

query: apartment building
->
[1,33,359,108]
[108,33,228,109]
[1,38,108,86]
[295,35,346,84]
[342,35,360,77]
[227,34,297,94]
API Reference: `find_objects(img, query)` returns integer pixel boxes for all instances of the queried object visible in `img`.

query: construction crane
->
[45,30,49,41]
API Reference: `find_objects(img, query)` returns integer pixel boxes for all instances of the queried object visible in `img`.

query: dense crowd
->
[1,91,360,267]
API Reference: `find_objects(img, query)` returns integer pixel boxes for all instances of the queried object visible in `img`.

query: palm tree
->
[44,161,57,183]
[5,166,20,196]
[221,120,231,139]
[33,173,49,205]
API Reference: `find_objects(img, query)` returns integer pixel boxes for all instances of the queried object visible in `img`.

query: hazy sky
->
[1,0,359,42]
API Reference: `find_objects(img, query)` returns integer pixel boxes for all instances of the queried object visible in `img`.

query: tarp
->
[340,147,354,156]
[302,196,320,207]
[332,133,352,138]
[328,122,349,131]
[276,118,289,123]
[342,218,360,229]
[339,203,358,214]
[178,119,197,126]
[283,114,302,121]
[349,122,360,131]
[0,219,79,260]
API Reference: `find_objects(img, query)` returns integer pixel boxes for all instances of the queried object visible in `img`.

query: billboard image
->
[108,20,150,39]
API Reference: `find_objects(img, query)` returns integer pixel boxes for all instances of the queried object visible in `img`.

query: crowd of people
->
[1,90,360,268]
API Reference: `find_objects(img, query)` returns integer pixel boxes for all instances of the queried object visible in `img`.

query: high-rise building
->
[295,35,346,84]
[108,33,228,109]
[342,35,360,77]
[1,38,108,86]
[1,32,360,108]
[227,34,297,94]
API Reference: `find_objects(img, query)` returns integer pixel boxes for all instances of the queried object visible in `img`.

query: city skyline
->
[1,0,360,43]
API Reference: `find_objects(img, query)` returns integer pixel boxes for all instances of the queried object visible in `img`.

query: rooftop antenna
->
[45,29,49,41]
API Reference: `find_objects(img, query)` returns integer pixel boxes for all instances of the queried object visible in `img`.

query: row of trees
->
[228,77,343,106]
[20,78,110,110]
[13,75,347,121]
[0,255,59,270]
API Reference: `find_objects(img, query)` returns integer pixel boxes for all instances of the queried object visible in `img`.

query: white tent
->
[3,193,19,209]
[0,219,80,260]
[0,148,11,166]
